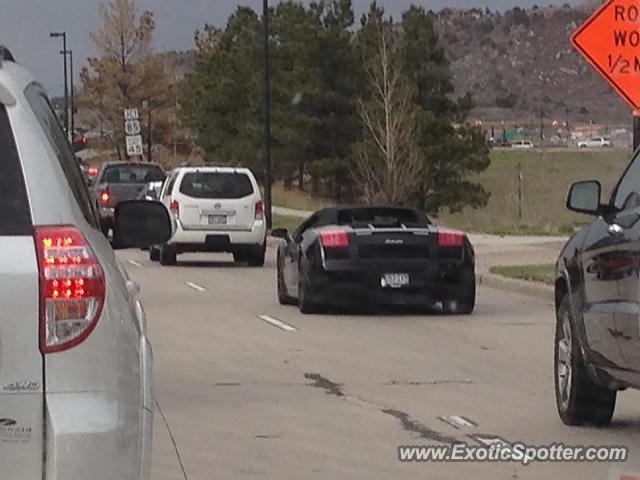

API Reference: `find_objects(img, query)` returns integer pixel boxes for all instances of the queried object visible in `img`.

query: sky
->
[1,0,583,94]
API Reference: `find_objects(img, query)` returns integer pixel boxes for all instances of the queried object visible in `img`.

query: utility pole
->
[262,0,273,230]
[50,32,69,138]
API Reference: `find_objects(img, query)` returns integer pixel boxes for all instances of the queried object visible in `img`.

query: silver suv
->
[0,48,170,479]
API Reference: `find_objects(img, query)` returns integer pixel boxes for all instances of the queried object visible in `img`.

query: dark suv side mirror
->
[112,200,172,249]
[566,180,602,215]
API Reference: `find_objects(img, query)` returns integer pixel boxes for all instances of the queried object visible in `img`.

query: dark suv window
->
[179,172,254,199]
[0,105,31,235]
[101,164,165,184]
[613,152,640,211]
[24,83,97,226]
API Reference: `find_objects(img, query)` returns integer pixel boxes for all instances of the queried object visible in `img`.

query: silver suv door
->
[0,103,44,479]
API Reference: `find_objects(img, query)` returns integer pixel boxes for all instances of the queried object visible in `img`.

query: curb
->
[478,271,554,302]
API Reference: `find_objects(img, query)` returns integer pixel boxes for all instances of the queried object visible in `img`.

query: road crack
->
[381,408,459,444]
[304,373,344,397]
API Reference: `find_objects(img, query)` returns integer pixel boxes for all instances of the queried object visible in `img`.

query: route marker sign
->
[572,0,640,110]
[124,119,141,136]
[124,108,139,120]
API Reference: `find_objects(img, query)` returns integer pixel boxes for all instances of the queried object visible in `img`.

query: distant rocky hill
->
[438,5,628,124]
[160,4,628,126]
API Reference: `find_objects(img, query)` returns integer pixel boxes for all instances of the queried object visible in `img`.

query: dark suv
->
[556,153,640,425]
[92,161,165,235]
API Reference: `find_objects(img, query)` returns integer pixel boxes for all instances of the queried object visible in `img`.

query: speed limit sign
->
[126,135,143,157]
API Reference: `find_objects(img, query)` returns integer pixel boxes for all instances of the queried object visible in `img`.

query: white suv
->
[153,167,267,266]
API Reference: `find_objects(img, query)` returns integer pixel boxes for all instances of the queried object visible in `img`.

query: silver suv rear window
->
[179,172,254,199]
[0,105,31,235]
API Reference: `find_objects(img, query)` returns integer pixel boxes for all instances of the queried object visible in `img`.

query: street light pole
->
[262,0,273,230]
[50,32,69,138]
[69,50,75,138]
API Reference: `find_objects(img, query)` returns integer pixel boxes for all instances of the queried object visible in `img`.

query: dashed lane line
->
[258,315,298,332]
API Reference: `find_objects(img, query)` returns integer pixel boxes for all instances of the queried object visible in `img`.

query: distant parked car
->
[72,129,88,152]
[578,137,612,148]
[511,140,535,149]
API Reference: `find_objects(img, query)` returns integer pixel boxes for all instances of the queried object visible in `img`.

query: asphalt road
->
[117,248,640,480]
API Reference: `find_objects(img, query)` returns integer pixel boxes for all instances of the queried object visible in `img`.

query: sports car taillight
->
[320,230,349,249]
[34,226,105,354]
[438,230,465,248]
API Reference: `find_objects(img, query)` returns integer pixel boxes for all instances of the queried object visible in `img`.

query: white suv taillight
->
[34,226,105,354]
[255,201,264,221]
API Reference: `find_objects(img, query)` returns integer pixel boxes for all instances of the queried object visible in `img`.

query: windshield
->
[179,172,254,199]
[337,208,428,228]
[101,164,165,184]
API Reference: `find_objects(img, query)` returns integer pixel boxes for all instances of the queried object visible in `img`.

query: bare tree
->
[354,23,423,205]
[80,0,174,160]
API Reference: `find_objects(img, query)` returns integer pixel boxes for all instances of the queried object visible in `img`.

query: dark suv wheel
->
[247,243,266,267]
[159,244,177,266]
[149,246,160,262]
[555,295,617,426]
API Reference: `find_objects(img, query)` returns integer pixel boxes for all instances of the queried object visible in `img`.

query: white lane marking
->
[438,415,477,429]
[127,260,143,268]
[469,434,511,447]
[186,282,207,292]
[258,315,298,332]
[450,416,476,428]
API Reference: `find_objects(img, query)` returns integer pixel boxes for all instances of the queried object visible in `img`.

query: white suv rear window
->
[179,172,254,199]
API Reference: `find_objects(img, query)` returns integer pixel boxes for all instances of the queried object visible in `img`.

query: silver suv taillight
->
[34,226,105,354]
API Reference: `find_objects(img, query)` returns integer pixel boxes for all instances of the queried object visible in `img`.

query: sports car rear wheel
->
[443,269,475,315]
[298,261,321,314]
[277,252,296,305]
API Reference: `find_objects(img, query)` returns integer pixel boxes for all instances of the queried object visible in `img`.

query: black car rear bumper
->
[308,260,472,306]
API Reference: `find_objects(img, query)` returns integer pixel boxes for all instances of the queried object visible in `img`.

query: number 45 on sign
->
[126,135,143,157]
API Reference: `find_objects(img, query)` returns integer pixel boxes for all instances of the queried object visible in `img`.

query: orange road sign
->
[572,0,640,110]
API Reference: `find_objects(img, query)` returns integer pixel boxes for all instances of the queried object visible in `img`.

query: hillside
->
[438,5,628,124]
[160,4,626,126]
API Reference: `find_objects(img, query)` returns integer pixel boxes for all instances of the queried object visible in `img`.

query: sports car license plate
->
[382,273,410,289]
[208,215,227,225]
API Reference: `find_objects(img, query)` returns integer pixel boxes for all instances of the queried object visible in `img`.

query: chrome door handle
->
[608,223,624,235]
